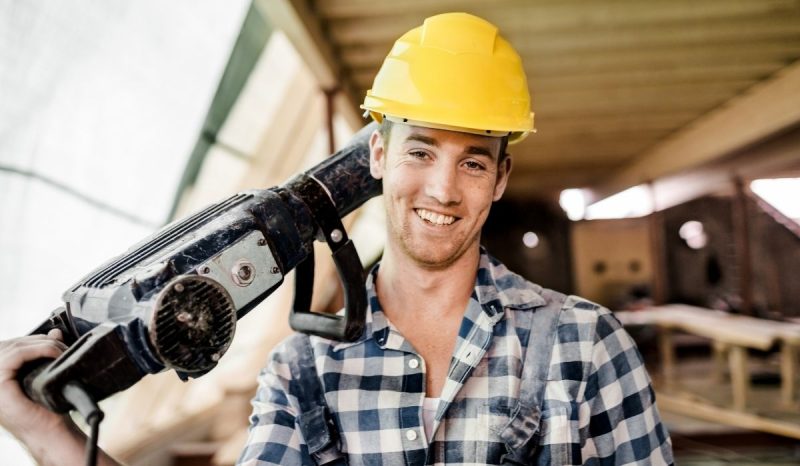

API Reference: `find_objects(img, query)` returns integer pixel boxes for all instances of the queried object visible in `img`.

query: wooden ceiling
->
[263,0,800,201]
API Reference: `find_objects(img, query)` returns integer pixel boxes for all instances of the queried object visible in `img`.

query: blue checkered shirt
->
[238,249,673,465]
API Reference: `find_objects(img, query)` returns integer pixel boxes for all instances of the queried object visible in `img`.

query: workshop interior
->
[1,1,800,465]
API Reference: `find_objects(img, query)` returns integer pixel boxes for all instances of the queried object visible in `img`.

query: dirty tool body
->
[21,123,381,414]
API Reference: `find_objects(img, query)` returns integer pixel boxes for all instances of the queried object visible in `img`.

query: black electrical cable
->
[62,383,104,466]
[85,411,102,466]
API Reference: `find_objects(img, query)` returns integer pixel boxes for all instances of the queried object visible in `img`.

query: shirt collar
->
[331,247,546,352]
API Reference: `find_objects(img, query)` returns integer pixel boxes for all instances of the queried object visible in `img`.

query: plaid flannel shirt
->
[239,249,673,465]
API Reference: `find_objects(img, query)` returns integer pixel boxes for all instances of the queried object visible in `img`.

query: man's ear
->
[369,130,385,180]
[493,156,512,201]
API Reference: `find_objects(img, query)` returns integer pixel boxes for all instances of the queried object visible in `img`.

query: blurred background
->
[1,1,800,464]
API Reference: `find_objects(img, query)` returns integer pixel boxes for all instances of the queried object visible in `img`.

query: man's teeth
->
[416,209,455,225]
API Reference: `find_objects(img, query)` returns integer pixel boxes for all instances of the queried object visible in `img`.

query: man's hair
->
[379,119,509,163]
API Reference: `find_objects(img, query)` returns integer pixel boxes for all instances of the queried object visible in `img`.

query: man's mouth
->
[415,208,456,226]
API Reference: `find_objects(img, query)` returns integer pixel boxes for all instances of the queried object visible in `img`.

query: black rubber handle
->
[288,175,367,341]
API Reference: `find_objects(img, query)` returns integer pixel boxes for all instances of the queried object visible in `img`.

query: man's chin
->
[402,243,471,270]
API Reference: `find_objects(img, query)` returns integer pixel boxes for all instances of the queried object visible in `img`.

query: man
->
[236,13,672,466]
[0,12,673,466]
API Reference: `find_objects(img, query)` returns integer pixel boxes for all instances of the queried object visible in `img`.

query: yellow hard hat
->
[361,12,534,144]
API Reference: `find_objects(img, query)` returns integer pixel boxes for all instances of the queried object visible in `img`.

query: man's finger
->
[0,340,65,373]
[46,329,67,350]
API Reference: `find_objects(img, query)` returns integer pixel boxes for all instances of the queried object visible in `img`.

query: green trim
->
[166,1,272,223]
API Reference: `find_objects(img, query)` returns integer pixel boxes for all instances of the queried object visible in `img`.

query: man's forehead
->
[394,122,502,157]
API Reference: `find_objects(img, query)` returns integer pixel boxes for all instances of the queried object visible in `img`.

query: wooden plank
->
[352,62,783,94]
[781,342,798,407]
[316,0,800,22]
[659,327,677,391]
[712,341,729,384]
[657,392,800,440]
[537,82,753,108]
[527,129,669,147]
[330,13,800,47]
[536,93,727,118]
[348,41,797,78]
[728,345,750,411]
[590,59,800,201]
[646,127,800,210]
[733,178,755,315]
[257,0,361,129]
[614,306,786,350]
[343,39,800,71]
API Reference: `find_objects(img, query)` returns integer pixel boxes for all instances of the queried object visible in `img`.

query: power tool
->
[19,123,381,421]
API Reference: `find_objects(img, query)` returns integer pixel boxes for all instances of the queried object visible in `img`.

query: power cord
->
[62,383,104,466]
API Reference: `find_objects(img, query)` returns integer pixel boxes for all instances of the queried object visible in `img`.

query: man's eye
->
[464,160,485,171]
[409,150,428,159]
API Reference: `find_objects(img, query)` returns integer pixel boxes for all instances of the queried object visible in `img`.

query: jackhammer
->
[15,122,381,465]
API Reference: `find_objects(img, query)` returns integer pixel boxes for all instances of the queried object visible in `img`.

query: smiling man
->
[237,13,673,466]
[0,12,673,466]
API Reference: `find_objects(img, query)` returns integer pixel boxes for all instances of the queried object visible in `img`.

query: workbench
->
[615,304,800,439]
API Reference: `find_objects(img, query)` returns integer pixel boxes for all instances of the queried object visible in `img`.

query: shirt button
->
[408,358,419,369]
[406,429,418,441]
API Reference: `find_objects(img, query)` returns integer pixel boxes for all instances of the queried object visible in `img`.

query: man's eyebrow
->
[403,134,439,146]
[465,145,495,159]
[404,133,496,158]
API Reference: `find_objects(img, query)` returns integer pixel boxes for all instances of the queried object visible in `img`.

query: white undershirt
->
[422,397,439,442]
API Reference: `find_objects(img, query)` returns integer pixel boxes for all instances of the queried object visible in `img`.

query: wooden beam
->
[732,178,754,316]
[316,0,800,22]
[258,0,362,129]
[348,40,799,76]
[589,59,800,201]
[350,60,785,92]
[531,63,783,92]
[536,92,729,117]
[644,126,800,211]
[329,12,800,47]
[538,81,753,108]
[352,64,779,94]
[657,392,800,440]
[534,117,691,138]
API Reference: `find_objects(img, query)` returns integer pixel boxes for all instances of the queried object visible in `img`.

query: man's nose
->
[424,163,461,205]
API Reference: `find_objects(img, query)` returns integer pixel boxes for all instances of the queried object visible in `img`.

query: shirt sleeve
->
[580,310,674,465]
[236,342,311,465]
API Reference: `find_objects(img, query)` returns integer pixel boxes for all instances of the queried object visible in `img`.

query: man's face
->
[369,123,511,269]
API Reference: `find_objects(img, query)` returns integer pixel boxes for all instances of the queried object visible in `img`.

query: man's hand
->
[0,330,122,465]
[0,329,68,441]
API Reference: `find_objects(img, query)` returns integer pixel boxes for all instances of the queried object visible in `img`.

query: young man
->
[0,12,673,466]
[237,13,673,466]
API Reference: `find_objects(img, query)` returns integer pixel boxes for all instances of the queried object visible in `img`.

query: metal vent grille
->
[81,193,251,288]
[150,275,236,372]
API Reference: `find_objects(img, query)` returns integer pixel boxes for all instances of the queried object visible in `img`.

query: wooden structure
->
[263,0,800,203]
[616,305,800,440]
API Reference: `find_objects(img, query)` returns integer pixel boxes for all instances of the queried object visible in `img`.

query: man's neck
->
[375,245,480,323]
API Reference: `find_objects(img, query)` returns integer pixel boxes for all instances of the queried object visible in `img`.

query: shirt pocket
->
[536,405,577,465]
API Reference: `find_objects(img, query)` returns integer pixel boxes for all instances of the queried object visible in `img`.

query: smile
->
[415,208,456,226]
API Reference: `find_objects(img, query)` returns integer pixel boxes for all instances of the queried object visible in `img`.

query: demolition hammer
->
[16,123,381,465]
